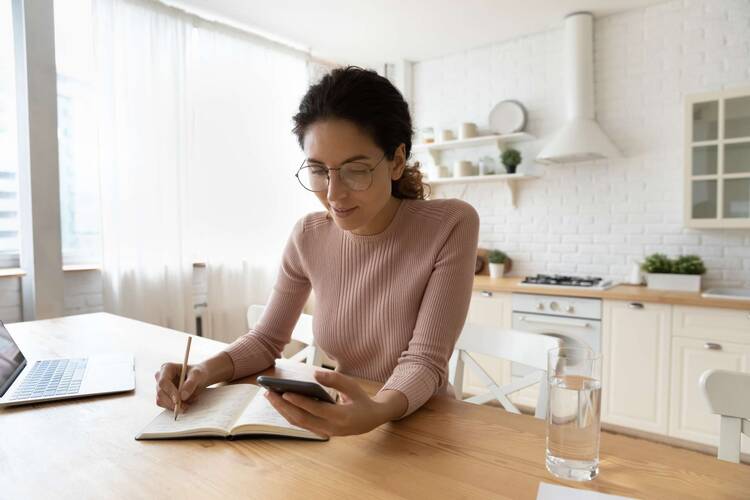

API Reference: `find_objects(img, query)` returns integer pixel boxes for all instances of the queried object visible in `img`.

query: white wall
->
[413,0,750,288]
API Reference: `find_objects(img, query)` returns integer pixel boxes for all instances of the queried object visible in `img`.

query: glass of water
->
[546,347,602,481]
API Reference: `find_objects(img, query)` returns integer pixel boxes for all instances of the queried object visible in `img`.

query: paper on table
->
[143,385,254,435]
[537,483,638,500]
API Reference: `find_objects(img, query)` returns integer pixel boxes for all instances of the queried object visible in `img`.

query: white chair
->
[246,304,323,367]
[700,369,750,463]
[449,325,562,419]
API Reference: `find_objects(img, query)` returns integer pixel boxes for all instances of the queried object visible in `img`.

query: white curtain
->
[92,0,319,338]
[186,20,319,343]
[93,0,195,332]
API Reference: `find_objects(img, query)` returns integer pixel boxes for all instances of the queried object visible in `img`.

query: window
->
[0,2,21,268]
[54,0,101,265]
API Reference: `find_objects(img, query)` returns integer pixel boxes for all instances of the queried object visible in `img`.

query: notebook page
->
[233,387,310,432]
[141,385,255,435]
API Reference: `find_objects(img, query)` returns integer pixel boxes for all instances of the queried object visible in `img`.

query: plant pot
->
[489,262,505,278]
[645,273,701,292]
[503,164,518,175]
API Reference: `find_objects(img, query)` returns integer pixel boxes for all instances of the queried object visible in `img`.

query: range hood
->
[536,12,621,165]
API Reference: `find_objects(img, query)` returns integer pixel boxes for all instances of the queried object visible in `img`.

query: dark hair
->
[292,66,428,200]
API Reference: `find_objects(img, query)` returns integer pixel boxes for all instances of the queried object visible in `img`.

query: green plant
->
[641,253,673,274]
[672,255,706,275]
[501,148,522,167]
[487,250,508,264]
[640,253,706,275]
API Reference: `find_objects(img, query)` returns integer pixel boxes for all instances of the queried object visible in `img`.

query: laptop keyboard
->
[9,358,88,401]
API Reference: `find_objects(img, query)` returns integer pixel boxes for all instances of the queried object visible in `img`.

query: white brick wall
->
[413,0,750,288]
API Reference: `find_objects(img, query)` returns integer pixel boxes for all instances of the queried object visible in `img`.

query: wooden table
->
[1,313,748,499]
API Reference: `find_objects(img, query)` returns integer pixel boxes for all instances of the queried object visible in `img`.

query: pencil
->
[174,336,192,421]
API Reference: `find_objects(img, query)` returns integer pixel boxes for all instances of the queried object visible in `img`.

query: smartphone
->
[256,375,337,404]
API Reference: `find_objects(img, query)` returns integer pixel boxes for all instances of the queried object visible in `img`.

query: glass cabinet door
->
[686,88,750,227]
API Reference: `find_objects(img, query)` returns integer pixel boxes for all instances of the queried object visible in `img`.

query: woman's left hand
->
[264,370,406,437]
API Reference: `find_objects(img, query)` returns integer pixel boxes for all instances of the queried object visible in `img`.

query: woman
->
[155,66,479,437]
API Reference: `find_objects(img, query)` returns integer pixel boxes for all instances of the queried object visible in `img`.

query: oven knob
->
[550,301,559,311]
[536,302,545,311]
[566,305,575,314]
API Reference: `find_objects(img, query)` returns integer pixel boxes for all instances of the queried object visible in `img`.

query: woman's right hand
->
[154,362,211,413]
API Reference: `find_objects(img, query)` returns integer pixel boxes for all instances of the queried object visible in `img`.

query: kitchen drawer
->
[672,305,750,344]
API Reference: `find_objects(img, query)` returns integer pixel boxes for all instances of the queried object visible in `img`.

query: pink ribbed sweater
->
[223,197,480,417]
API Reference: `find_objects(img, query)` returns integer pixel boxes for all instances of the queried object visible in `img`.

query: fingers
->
[179,369,202,401]
[154,362,202,412]
[314,371,365,401]
[154,363,181,405]
[281,392,338,420]
[265,391,331,438]
[156,387,174,410]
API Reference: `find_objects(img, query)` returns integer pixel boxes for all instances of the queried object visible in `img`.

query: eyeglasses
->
[295,153,387,192]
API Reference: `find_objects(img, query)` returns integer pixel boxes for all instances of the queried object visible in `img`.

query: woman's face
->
[302,119,405,233]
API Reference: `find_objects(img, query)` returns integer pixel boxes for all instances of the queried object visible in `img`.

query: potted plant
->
[501,148,522,175]
[641,253,706,292]
[487,250,510,278]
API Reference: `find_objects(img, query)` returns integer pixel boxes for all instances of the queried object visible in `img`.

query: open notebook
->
[136,384,328,441]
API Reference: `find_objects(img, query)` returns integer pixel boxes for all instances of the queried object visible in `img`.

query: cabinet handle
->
[628,302,644,309]
[480,291,493,297]
[704,342,722,351]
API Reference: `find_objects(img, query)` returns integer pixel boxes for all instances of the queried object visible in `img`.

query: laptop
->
[0,320,135,408]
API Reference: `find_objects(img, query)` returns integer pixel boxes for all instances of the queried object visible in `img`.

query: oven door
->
[509,312,602,409]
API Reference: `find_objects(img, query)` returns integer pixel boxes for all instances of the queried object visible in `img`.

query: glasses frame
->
[295,153,388,192]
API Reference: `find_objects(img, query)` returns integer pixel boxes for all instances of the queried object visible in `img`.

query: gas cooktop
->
[520,274,616,290]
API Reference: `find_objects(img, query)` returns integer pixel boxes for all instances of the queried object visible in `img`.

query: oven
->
[510,293,602,408]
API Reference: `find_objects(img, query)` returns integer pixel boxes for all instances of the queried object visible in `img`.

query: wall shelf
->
[426,173,538,208]
[412,132,535,163]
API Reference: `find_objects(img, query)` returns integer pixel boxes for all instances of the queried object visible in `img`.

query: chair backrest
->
[450,325,562,419]
[455,324,561,371]
[700,369,750,463]
[246,304,320,366]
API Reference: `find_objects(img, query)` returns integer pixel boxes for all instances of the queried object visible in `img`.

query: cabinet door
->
[669,337,750,454]
[601,300,672,434]
[462,290,512,394]
[685,87,750,228]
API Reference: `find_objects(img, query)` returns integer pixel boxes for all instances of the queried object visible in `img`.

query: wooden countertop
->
[3,312,750,499]
[473,276,750,311]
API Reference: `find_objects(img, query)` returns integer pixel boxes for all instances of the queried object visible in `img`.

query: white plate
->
[488,100,526,135]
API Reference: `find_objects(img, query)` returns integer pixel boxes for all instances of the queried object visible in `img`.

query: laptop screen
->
[0,322,26,397]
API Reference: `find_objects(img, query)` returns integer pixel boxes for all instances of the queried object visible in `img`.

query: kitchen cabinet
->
[672,305,750,344]
[462,290,512,396]
[601,300,672,434]
[669,337,750,453]
[685,86,750,228]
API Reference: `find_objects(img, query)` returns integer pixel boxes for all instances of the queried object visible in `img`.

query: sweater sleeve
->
[378,201,480,417]
[223,217,312,380]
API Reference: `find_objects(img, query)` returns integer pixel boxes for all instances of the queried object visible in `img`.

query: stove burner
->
[521,274,604,288]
